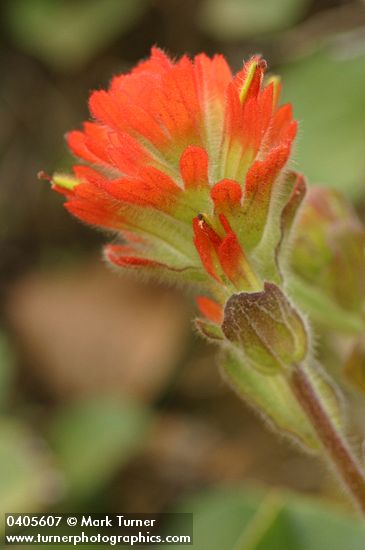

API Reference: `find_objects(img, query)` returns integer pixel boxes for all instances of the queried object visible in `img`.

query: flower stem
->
[290,363,365,516]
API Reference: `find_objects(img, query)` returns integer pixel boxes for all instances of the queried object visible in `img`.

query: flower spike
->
[49,48,299,296]
[46,49,365,510]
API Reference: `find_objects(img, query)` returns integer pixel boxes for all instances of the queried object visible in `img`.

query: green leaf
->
[5,0,148,71]
[220,350,319,449]
[283,497,365,550]
[163,486,365,550]
[163,486,263,550]
[281,47,365,200]
[198,0,310,40]
[0,419,53,521]
[49,396,150,498]
[288,275,365,335]
[236,491,365,550]
[234,492,294,550]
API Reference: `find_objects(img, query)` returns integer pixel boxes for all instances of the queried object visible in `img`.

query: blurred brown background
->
[1,1,365,548]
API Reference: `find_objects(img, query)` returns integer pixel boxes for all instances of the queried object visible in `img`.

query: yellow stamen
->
[239,60,259,103]
[52,172,79,191]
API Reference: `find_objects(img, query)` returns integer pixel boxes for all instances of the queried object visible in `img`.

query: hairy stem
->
[290,363,365,516]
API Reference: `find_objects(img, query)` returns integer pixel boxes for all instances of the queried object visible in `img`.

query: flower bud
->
[222,282,308,373]
[290,187,365,333]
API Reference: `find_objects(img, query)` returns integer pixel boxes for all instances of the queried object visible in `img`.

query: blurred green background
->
[1,0,365,548]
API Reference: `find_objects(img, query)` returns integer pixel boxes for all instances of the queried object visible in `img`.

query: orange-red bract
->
[51,48,300,322]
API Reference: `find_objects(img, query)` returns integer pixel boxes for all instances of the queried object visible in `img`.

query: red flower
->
[50,48,302,321]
